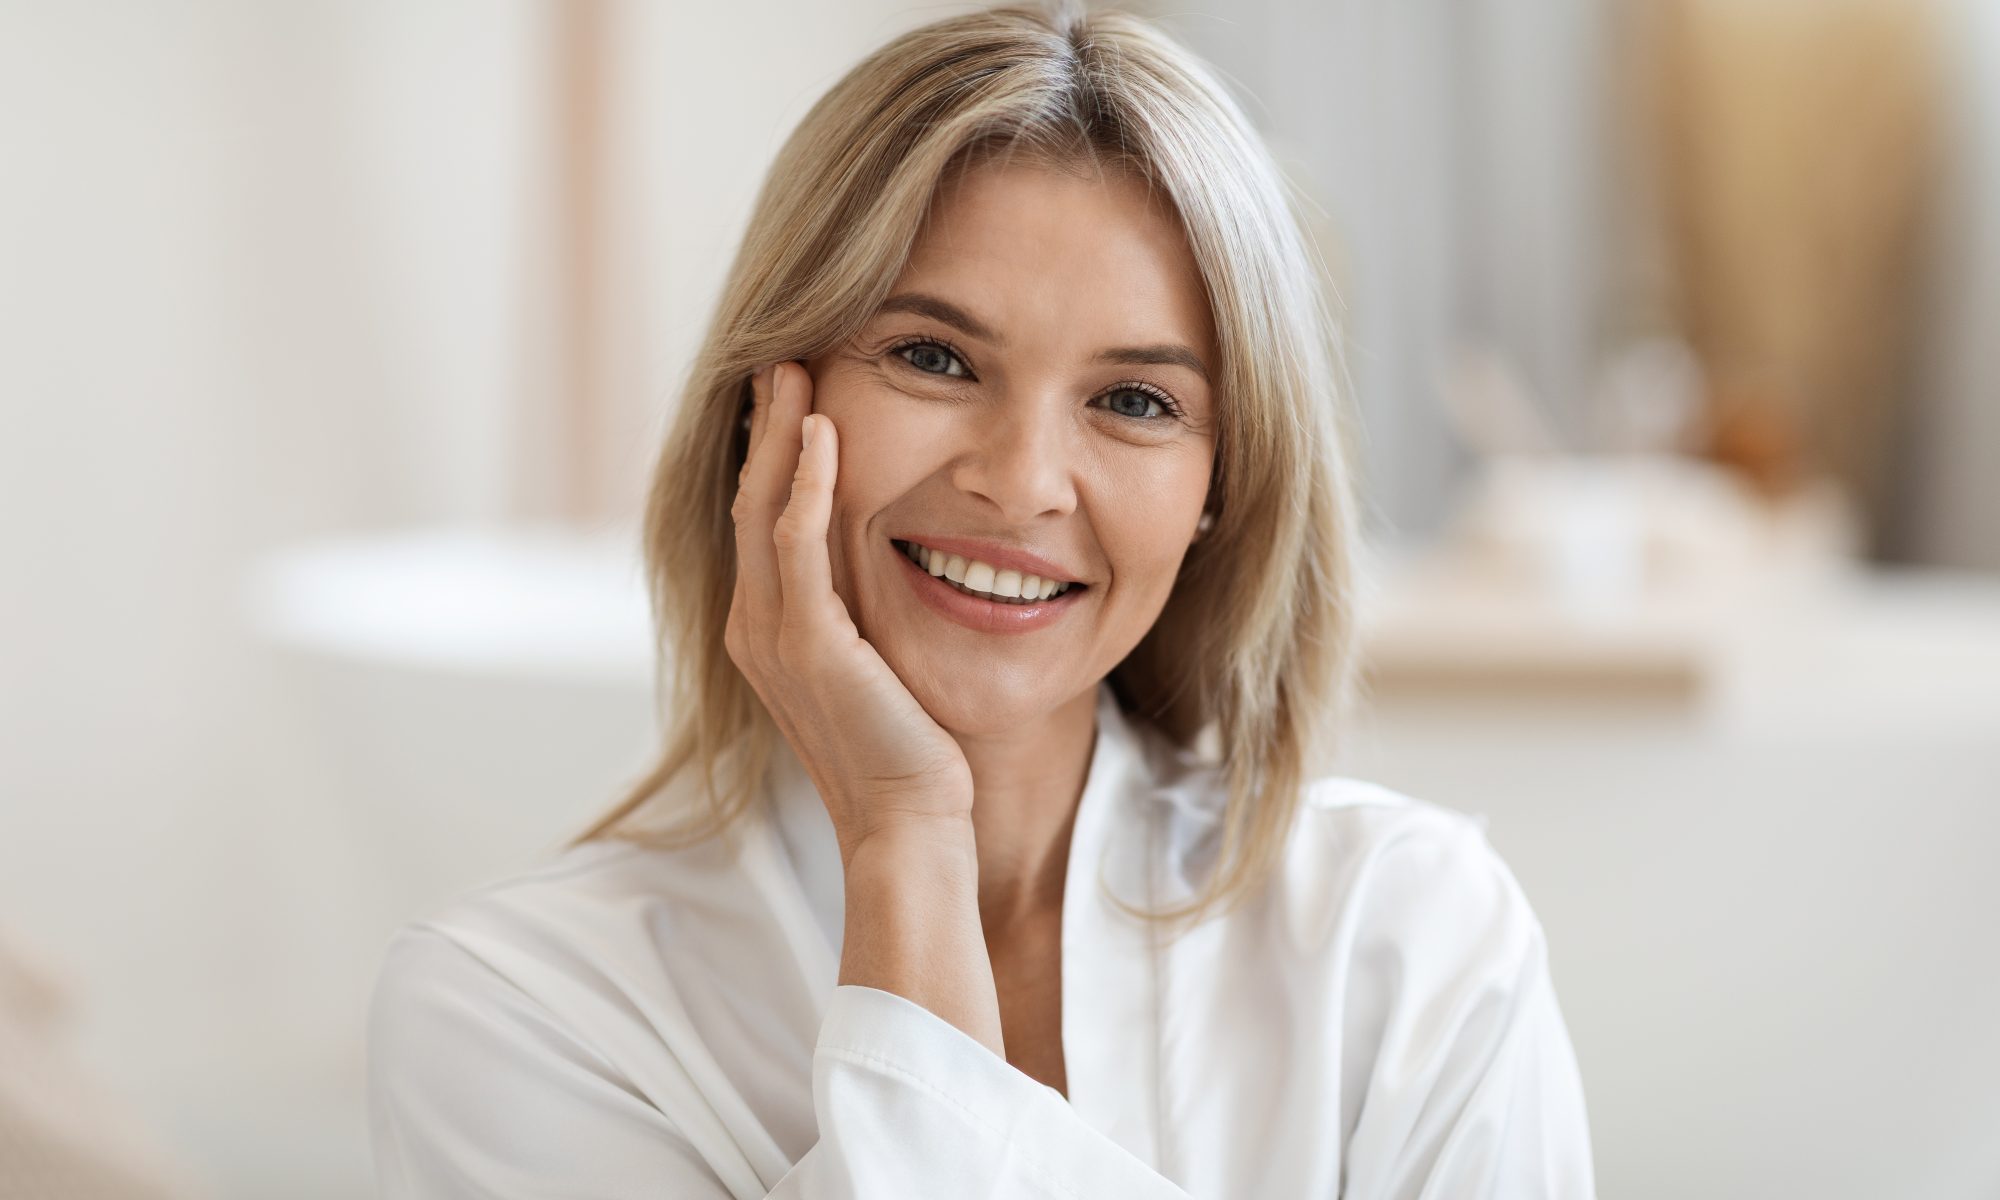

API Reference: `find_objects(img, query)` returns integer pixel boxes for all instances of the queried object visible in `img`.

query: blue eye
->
[893,338,973,379]
[1101,387,1172,420]
[890,336,1184,422]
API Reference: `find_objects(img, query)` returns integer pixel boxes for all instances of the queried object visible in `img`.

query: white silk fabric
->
[367,682,1597,1197]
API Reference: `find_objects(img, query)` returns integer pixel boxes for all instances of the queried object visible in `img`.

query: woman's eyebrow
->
[1094,343,1209,382]
[876,291,1210,382]
[878,292,999,342]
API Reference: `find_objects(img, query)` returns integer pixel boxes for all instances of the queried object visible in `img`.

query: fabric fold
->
[785,983,1191,1197]
[366,679,1598,1198]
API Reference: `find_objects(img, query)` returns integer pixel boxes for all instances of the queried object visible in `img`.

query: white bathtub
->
[245,522,661,931]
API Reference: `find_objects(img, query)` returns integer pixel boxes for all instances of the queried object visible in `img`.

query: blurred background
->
[2,0,1996,1196]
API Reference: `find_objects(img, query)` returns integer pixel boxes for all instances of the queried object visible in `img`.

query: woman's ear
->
[1190,511,1215,544]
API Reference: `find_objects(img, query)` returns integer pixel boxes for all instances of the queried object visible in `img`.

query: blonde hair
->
[567,0,1362,930]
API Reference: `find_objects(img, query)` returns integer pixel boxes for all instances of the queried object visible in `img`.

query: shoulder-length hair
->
[566,0,1362,930]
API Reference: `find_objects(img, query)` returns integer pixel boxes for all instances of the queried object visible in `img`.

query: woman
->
[366,3,1598,1196]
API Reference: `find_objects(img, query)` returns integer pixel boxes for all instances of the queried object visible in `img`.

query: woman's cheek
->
[1128,523,1200,609]
[865,395,963,460]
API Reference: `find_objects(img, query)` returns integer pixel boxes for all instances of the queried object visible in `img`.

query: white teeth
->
[898,540,1077,604]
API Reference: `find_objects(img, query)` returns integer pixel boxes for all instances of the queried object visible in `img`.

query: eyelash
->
[885,335,1187,421]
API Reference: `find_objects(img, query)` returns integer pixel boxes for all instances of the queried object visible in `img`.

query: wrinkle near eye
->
[891,337,976,380]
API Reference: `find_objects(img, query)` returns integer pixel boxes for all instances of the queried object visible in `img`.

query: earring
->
[1193,511,1215,542]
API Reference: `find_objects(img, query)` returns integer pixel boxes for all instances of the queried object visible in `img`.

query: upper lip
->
[890,534,1089,585]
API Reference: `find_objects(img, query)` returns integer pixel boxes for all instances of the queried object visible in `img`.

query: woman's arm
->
[371,362,1198,1197]
[368,926,1192,1199]
[727,361,1005,1054]
[835,816,1000,1054]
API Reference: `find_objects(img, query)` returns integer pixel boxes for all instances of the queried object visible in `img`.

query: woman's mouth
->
[888,538,1088,634]
[891,539,1081,605]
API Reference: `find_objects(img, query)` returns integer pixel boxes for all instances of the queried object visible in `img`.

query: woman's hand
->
[728,360,1003,1057]
[726,361,975,863]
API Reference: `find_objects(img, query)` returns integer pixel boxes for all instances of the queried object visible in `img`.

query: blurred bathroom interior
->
[1,0,1996,1196]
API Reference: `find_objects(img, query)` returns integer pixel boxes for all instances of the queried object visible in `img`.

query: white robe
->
[366,682,1597,1197]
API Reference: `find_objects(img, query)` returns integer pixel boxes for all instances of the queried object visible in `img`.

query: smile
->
[888,538,1088,634]
[892,539,1077,604]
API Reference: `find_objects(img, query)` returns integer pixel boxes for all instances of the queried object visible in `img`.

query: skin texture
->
[728,160,1216,1095]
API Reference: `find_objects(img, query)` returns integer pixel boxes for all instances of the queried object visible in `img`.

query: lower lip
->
[893,541,1087,634]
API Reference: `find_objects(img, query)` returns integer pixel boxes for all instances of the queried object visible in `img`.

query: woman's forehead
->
[890,161,1215,364]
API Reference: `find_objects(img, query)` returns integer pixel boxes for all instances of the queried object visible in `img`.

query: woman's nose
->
[948,400,1078,523]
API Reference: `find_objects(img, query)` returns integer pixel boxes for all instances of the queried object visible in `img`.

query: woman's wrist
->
[835,804,976,872]
[836,809,1004,1055]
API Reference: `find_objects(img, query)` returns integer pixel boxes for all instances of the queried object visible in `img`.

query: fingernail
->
[800,414,815,449]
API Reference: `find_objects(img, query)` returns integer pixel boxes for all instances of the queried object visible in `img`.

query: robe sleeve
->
[1337,815,1599,1200]
[367,927,1191,1199]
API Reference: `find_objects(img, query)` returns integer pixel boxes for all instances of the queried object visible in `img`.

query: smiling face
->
[803,157,1218,737]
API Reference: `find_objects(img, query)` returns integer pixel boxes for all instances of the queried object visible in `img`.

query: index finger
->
[740,363,773,485]
[733,361,809,606]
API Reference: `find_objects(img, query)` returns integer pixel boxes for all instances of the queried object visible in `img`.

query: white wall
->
[0,3,562,1191]
[0,1,954,1194]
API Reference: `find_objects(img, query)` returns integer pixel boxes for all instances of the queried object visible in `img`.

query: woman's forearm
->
[836,815,1006,1058]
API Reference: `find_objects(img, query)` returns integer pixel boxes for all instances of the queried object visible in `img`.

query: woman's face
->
[804,159,1218,737]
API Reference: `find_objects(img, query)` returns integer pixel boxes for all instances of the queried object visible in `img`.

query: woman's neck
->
[954,685,1100,938]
